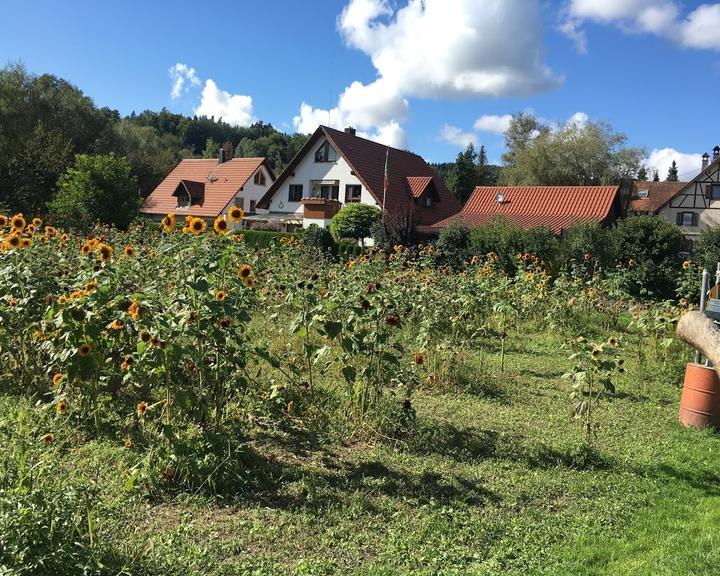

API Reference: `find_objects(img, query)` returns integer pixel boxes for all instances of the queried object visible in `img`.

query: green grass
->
[3,329,720,575]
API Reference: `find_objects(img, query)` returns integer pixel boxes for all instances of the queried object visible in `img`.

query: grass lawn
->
[5,327,718,575]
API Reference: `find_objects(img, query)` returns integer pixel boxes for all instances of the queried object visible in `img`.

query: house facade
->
[254,126,460,231]
[141,151,275,223]
[426,185,622,235]
[628,180,687,215]
[656,147,720,240]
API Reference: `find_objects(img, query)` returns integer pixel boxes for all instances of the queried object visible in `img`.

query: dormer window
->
[253,170,266,186]
[173,180,204,208]
[314,141,338,163]
[637,189,649,198]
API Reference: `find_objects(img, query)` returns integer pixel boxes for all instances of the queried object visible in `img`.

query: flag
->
[382,147,389,219]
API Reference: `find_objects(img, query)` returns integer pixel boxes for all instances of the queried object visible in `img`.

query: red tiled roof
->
[141,158,272,218]
[428,185,620,234]
[257,126,461,226]
[406,176,433,198]
[629,180,687,214]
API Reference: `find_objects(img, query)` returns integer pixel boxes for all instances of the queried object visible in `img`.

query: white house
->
[253,126,460,231]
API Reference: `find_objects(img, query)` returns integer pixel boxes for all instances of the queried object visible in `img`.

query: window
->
[289,184,303,202]
[314,141,338,162]
[253,170,266,186]
[345,185,362,203]
[176,192,190,208]
[637,189,649,198]
[250,200,256,213]
[676,212,698,227]
[319,184,339,200]
[424,195,434,208]
[235,197,245,210]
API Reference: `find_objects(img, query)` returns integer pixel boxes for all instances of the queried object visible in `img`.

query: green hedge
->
[235,229,303,247]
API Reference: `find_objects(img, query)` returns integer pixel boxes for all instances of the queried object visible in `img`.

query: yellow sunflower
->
[0,215,7,227]
[215,289,228,302]
[56,400,68,414]
[123,245,135,257]
[10,214,25,232]
[136,401,148,417]
[52,372,64,387]
[682,260,691,270]
[78,343,93,357]
[26,224,35,235]
[127,299,140,321]
[227,206,244,223]
[5,234,20,249]
[213,215,229,234]
[20,237,32,249]
[239,264,253,280]
[109,319,125,330]
[190,217,206,234]
[98,244,113,262]
[42,432,55,444]
[60,233,69,243]
[81,241,92,255]
[44,226,57,239]
[161,212,176,232]
[32,217,42,227]
[120,355,134,370]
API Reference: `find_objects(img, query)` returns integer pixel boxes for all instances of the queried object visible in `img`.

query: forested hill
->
[0,64,308,215]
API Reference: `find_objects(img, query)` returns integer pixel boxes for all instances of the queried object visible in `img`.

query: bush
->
[329,204,381,246]
[303,224,334,252]
[435,221,472,268]
[470,218,559,273]
[693,225,720,269]
[564,221,618,269]
[49,153,139,230]
[611,216,686,298]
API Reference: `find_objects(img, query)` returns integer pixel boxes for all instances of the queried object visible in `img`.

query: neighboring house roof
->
[141,157,274,217]
[629,180,687,214]
[427,185,620,234]
[648,153,720,212]
[257,126,461,226]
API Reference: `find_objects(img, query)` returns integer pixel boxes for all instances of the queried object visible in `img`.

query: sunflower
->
[84,279,98,291]
[81,241,92,255]
[470,256,479,265]
[591,347,602,358]
[52,373,64,387]
[219,316,231,329]
[32,217,42,227]
[98,244,113,262]
[215,289,228,302]
[139,331,151,342]
[60,233,69,243]
[628,258,636,268]
[124,437,134,449]
[0,215,7,227]
[607,336,618,346]
[109,319,125,330]
[190,217,206,234]
[227,206,244,222]
[161,212,176,232]
[10,214,25,232]
[414,352,424,365]
[150,335,160,347]
[213,215,229,234]
[20,237,32,248]
[682,260,691,270]
[246,277,256,288]
[5,234,20,249]
[136,401,148,417]
[127,299,140,321]
[26,224,36,235]
[120,355,134,370]
[44,226,57,239]
[56,400,68,414]
[123,245,135,257]
[78,343,93,357]
[679,298,688,307]
[239,264,253,279]
[42,432,55,444]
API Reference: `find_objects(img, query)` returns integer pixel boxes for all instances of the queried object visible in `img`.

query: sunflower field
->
[0,211,708,575]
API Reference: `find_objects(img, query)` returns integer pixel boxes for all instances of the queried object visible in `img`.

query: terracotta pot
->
[679,363,720,429]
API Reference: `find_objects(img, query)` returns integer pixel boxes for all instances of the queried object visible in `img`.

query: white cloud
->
[440,124,479,149]
[566,111,589,128]
[194,80,254,127]
[296,0,560,147]
[473,114,513,134]
[169,63,200,99]
[562,0,720,52]
[644,148,703,180]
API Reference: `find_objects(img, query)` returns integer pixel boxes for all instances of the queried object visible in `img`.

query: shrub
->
[329,204,381,246]
[435,221,472,268]
[611,216,686,298]
[239,229,302,247]
[303,224,334,252]
[48,153,139,230]
[693,225,720,269]
[564,221,618,269]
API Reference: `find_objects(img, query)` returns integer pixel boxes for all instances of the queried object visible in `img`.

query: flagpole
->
[382,147,389,224]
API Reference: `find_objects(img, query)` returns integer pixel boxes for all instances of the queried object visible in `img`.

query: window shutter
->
[676,213,683,225]
[693,213,699,226]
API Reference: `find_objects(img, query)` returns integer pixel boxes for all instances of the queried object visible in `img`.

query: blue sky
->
[1,0,719,177]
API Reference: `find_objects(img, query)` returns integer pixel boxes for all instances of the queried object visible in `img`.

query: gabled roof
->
[173,179,206,199]
[141,157,274,217]
[406,176,434,198]
[257,126,461,225]
[629,180,687,214]
[650,153,720,211]
[428,185,620,234]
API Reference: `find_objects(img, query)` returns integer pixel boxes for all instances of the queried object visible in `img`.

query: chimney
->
[703,153,710,171]
[714,146,720,162]
[344,126,356,136]
[218,147,226,164]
